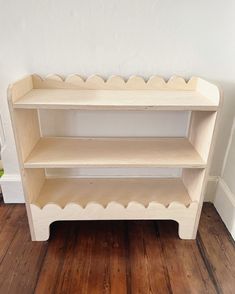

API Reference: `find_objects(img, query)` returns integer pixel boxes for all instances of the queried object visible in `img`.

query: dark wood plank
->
[83,221,111,294]
[108,221,128,294]
[35,221,127,294]
[0,205,48,294]
[72,221,127,294]
[0,202,234,294]
[198,203,235,294]
[36,221,101,294]
[54,222,100,294]
[157,220,217,294]
[128,221,171,294]
[34,222,72,294]
[0,204,22,263]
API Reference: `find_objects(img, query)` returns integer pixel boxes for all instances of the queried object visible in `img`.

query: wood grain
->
[13,89,218,111]
[157,220,217,293]
[128,221,171,293]
[0,204,24,263]
[188,111,217,162]
[8,74,221,241]
[35,221,127,294]
[33,177,192,208]
[24,137,206,168]
[198,203,235,294]
[34,223,71,294]
[12,109,41,162]
[0,202,234,294]
[0,204,48,294]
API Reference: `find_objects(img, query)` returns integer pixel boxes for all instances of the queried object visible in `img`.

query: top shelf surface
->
[13,89,218,111]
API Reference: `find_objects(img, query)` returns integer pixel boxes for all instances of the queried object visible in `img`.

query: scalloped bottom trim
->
[29,202,199,241]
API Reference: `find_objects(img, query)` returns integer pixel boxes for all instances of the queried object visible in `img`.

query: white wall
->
[0,0,235,202]
[222,119,235,195]
[214,118,235,239]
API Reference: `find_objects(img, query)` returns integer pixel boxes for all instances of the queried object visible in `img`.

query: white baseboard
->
[214,178,235,240]
[0,174,24,203]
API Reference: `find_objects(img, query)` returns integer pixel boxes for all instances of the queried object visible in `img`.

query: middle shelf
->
[24,137,206,168]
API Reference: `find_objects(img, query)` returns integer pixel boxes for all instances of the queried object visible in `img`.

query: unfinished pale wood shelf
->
[13,89,218,111]
[8,74,221,241]
[24,137,205,168]
[33,178,192,208]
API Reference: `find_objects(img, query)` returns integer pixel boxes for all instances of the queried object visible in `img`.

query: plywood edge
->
[12,103,219,111]
[32,74,198,90]
[195,78,220,106]
[24,163,207,169]
[8,75,33,103]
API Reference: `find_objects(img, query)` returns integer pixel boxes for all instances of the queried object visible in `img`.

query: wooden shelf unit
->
[8,74,221,241]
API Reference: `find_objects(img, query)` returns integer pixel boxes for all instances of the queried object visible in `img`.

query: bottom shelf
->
[32,177,193,208]
[29,177,199,240]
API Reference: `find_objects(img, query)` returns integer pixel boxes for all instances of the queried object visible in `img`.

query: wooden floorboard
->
[198,203,235,294]
[0,198,234,294]
[0,204,48,294]
[128,221,171,293]
[0,204,19,263]
[34,222,71,294]
[157,220,217,293]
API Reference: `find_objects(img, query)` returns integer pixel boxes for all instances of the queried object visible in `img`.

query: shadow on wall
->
[0,143,3,177]
[209,80,235,176]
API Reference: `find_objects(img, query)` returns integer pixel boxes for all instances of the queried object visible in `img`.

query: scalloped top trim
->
[32,74,198,90]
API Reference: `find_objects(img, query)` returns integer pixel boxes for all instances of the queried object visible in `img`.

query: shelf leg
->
[31,221,50,241]
[178,219,197,240]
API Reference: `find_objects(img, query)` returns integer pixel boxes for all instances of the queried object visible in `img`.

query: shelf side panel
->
[196,78,220,106]
[8,75,40,171]
[24,169,45,203]
[9,75,33,103]
[13,109,41,161]
[182,169,205,202]
[8,75,40,241]
[188,111,217,162]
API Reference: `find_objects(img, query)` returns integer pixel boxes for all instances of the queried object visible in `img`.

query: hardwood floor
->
[0,198,234,294]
